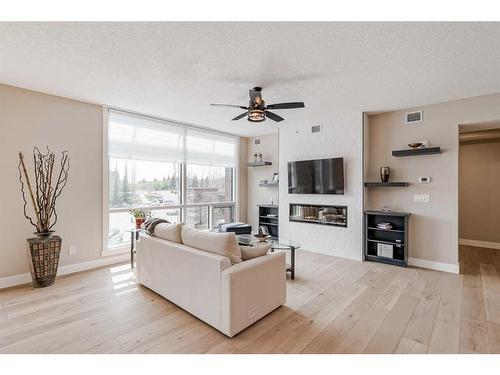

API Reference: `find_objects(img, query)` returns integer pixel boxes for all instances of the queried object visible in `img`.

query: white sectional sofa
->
[136,225,286,337]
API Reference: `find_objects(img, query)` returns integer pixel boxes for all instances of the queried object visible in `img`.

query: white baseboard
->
[459,238,500,250]
[0,253,129,290]
[408,257,459,274]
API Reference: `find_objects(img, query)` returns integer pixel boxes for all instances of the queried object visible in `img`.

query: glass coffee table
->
[237,235,300,279]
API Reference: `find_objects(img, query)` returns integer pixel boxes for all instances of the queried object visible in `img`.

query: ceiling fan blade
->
[232,112,248,121]
[265,111,284,122]
[210,103,248,109]
[266,102,305,110]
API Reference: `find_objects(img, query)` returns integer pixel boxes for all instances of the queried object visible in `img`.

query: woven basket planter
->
[27,234,62,288]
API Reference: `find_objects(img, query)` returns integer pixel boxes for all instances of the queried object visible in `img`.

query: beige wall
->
[366,93,500,266]
[246,133,279,232]
[0,84,104,278]
[0,83,250,281]
[459,139,500,243]
[238,137,248,223]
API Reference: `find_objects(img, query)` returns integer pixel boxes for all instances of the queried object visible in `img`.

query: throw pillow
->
[154,222,184,244]
[240,242,271,261]
[181,226,242,264]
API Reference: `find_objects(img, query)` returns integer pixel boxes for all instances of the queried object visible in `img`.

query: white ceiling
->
[2,22,500,137]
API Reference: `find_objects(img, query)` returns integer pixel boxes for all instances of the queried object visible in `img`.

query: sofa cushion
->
[240,242,271,261]
[181,226,242,264]
[154,222,184,244]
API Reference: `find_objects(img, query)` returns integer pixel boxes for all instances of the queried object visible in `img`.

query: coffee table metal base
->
[271,247,295,279]
[237,235,299,280]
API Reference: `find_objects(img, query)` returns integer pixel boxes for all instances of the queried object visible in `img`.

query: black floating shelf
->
[247,161,272,167]
[258,183,279,187]
[392,147,441,157]
[364,182,409,187]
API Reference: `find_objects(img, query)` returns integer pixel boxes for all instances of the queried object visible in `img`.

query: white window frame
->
[101,107,240,256]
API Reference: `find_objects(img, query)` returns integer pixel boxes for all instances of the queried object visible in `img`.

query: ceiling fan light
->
[248,109,265,122]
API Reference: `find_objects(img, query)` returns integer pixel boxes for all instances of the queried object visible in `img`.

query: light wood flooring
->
[1,245,500,354]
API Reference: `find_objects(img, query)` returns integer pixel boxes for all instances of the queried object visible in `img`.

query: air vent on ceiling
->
[405,110,423,125]
[254,138,261,145]
[311,124,322,133]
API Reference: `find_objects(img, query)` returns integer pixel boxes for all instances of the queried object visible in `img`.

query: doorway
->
[458,122,500,273]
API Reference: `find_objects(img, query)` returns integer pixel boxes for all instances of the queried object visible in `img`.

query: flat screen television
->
[288,157,344,194]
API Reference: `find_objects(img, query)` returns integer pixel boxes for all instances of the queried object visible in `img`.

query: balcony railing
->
[108,202,235,248]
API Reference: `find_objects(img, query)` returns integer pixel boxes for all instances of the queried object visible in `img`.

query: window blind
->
[185,128,236,167]
[108,110,236,167]
[109,110,185,163]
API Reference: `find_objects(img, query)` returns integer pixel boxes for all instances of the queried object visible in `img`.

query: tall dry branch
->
[18,147,70,233]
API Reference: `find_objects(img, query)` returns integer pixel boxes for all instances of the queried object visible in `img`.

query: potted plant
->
[17,147,70,288]
[129,208,149,229]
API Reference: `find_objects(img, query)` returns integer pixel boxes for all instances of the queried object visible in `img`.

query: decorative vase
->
[380,167,391,183]
[27,232,62,288]
[135,217,145,229]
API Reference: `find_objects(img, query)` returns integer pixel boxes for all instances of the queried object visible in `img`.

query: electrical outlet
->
[414,194,431,203]
[68,246,77,256]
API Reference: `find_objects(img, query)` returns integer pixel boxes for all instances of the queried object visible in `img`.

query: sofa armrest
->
[220,252,286,337]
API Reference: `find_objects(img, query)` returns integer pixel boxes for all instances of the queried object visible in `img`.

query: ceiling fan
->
[210,87,305,123]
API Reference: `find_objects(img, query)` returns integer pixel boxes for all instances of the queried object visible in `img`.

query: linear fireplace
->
[289,203,347,227]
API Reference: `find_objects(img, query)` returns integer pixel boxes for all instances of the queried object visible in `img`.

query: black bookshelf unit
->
[258,205,279,238]
[364,210,410,267]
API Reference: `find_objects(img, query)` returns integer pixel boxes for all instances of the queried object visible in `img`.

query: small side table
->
[125,228,144,268]
[268,239,300,280]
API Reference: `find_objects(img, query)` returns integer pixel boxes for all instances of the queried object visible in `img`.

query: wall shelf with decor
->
[392,147,441,157]
[289,204,347,227]
[258,182,279,187]
[247,161,272,167]
[364,210,410,267]
[364,182,409,187]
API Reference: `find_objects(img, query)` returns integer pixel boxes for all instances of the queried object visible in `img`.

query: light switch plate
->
[69,245,77,256]
[414,194,431,203]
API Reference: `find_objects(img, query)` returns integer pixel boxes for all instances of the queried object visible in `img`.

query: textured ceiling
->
[1,22,500,136]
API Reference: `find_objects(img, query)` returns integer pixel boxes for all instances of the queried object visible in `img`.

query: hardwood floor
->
[1,245,499,354]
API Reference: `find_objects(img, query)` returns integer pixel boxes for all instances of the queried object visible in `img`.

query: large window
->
[106,110,237,249]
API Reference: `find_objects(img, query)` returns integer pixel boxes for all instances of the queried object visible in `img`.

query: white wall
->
[0,84,104,279]
[246,133,279,232]
[279,112,364,261]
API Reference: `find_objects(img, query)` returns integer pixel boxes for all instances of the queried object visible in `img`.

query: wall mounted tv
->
[288,157,344,194]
